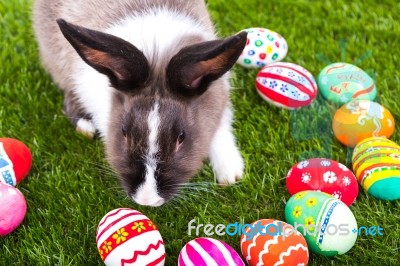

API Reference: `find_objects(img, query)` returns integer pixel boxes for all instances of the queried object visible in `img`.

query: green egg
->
[285,191,357,256]
[317,62,377,105]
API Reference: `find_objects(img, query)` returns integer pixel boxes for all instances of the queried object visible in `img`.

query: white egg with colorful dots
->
[237,27,288,68]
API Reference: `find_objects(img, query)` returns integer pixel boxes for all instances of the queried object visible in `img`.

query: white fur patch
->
[132,102,164,206]
[72,8,215,139]
[76,118,96,138]
[209,106,244,184]
[106,8,216,68]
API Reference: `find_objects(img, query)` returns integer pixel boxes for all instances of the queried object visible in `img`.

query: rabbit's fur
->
[33,0,246,206]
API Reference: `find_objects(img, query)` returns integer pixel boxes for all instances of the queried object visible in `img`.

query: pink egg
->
[96,208,165,266]
[0,183,27,236]
[178,237,245,266]
[255,62,318,109]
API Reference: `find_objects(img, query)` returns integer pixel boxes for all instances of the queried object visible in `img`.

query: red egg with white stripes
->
[255,62,318,109]
[240,219,309,266]
[96,208,165,266]
[178,237,245,266]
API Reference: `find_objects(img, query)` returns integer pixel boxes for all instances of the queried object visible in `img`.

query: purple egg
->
[178,237,245,266]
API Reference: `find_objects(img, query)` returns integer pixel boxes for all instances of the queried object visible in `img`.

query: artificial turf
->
[1,0,400,265]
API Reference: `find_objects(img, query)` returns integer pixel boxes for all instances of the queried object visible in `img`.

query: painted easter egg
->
[237,27,288,68]
[317,62,377,105]
[285,191,357,256]
[0,183,27,236]
[96,208,165,266]
[286,158,358,206]
[332,100,395,147]
[240,219,309,266]
[255,62,318,109]
[352,137,400,200]
[0,138,32,186]
[178,237,245,266]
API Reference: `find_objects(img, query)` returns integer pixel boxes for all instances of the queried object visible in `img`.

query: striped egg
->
[178,237,245,266]
[96,208,165,266]
[255,62,318,109]
[352,137,400,200]
[285,191,357,256]
[240,219,309,266]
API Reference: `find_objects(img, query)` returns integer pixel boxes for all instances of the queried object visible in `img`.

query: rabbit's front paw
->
[213,146,244,185]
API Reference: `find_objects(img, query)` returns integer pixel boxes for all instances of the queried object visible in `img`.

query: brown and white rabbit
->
[33,0,246,206]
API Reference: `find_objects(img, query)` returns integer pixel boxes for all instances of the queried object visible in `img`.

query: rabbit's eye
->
[122,125,128,137]
[177,130,185,144]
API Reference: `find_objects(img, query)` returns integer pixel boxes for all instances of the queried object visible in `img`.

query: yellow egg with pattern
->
[352,137,400,200]
[332,100,395,147]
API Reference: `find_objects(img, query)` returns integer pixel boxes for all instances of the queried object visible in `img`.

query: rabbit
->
[33,0,246,206]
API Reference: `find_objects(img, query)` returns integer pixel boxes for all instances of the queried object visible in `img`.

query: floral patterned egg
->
[317,63,377,105]
[352,137,400,200]
[285,191,358,256]
[240,219,309,266]
[237,28,288,68]
[332,100,395,147]
[96,208,165,266]
[286,158,358,206]
[178,237,245,266]
[255,62,318,109]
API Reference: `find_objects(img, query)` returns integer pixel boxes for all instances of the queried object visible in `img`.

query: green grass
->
[1,0,400,265]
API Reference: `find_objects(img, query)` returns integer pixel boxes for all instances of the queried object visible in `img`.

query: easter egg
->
[255,62,318,109]
[237,27,288,68]
[352,137,400,200]
[178,237,245,266]
[286,158,359,206]
[0,183,27,236]
[285,191,357,256]
[0,138,32,186]
[317,62,377,105]
[240,219,309,266]
[332,100,395,147]
[96,208,165,266]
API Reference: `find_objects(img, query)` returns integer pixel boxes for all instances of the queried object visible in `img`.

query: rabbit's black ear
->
[166,31,247,97]
[57,19,150,92]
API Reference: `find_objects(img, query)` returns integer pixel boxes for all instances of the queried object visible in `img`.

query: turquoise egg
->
[317,62,377,105]
[285,191,357,256]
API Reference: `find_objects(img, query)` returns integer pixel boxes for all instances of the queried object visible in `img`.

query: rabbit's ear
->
[57,19,150,92]
[166,31,247,97]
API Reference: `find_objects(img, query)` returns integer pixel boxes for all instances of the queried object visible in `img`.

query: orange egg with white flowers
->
[240,219,309,266]
[332,100,395,147]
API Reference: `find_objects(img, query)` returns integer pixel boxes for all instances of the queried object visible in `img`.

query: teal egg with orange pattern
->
[317,62,376,105]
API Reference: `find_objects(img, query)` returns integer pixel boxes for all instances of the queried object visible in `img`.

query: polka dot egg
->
[237,27,288,68]
[96,208,165,266]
